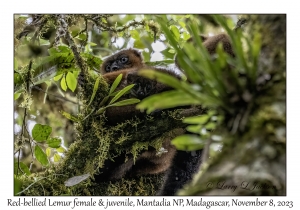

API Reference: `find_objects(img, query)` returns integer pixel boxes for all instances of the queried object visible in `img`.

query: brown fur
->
[100,48,144,74]
[175,33,235,70]
[99,49,182,180]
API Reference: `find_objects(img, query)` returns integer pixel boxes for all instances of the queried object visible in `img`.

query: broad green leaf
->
[65,173,90,187]
[66,72,77,92]
[205,122,217,130]
[133,39,145,49]
[56,147,65,153]
[54,74,63,81]
[139,69,222,107]
[46,137,62,148]
[171,134,205,151]
[183,115,210,124]
[109,84,135,105]
[34,145,49,166]
[170,25,180,42]
[14,162,31,175]
[182,31,191,40]
[109,74,123,94]
[54,153,61,162]
[137,90,201,114]
[14,92,21,100]
[109,98,140,107]
[61,76,67,91]
[46,147,51,157]
[179,21,186,28]
[130,30,140,40]
[186,125,202,134]
[32,124,52,142]
[168,49,176,54]
[87,77,100,107]
[78,34,86,40]
[60,110,79,122]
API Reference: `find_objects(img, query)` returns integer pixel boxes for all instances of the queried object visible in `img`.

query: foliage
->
[13,14,285,196]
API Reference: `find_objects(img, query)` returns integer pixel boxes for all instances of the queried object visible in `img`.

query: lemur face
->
[101,49,143,74]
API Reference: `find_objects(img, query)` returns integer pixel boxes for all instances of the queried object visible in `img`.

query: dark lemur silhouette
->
[98,33,235,195]
[96,49,182,184]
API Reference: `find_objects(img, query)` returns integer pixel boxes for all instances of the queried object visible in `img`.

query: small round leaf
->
[32,124,52,142]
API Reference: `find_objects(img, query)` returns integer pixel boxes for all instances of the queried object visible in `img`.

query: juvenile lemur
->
[97,33,234,195]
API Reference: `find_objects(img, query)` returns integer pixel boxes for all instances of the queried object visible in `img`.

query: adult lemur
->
[97,33,234,195]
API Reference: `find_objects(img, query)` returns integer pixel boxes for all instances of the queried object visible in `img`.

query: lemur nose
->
[111,65,119,71]
[111,62,119,71]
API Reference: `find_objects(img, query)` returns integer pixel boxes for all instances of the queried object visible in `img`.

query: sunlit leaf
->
[32,124,52,142]
[179,21,186,28]
[66,72,77,92]
[54,153,61,162]
[170,25,180,42]
[186,125,202,134]
[171,134,205,151]
[54,74,63,81]
[34,145,49,166]
[205,122,217,130]
[61,76,67,91]
[182,31,191,40]
[137,90,201,114]
[78,34,86,40]
[65,173,90,187]
[56,147,65,153]
[130,30,140,40]
[134,39,145,49]
[14,92,21,100]
[109,74,123,94]
[46,147,51,157]
[46,137,62,148]
[183,115,210,124]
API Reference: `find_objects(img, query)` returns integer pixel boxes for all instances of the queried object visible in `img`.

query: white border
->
[2,0,298,209]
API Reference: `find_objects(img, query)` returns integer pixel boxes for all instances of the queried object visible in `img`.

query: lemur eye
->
[105,65,111,72]
[120,57,128,64]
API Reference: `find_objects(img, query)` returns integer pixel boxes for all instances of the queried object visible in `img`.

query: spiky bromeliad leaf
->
[172,134,205,151]
[108,84,135,105]
[109,74,123,94]
[137,90,201,114]
[87,77,101,107]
